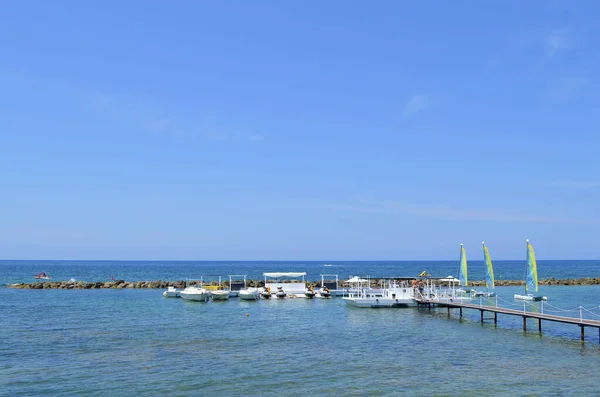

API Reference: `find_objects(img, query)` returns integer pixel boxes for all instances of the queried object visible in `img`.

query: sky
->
[1,1,599,260]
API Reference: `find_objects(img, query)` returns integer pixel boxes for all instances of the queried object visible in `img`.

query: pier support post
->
[447,307,450,317]
[581,326,585,341]
[460,307,463,318]
[480,310,484,323]
[494,312,497,325]
[538,319,542,333]
[523,317,527,332]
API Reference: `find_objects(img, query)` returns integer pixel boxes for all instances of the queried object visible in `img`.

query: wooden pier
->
[414,299,600,342]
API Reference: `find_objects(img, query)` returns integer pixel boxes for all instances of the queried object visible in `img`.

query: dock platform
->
[414,298,600,341]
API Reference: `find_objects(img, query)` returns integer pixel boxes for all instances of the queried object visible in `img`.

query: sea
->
[2,260,600,396]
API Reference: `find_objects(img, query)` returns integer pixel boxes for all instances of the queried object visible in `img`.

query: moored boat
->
[180,279,210,302]
[210,289,231,301]
[471,242,496,298]
[515,240,548,301]
[238,287,260,301]
[163,286,181,298]
[342,277,417,308]
[35,272,51,280]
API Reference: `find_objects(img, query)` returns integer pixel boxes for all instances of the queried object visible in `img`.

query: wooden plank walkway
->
[414,298,600,341]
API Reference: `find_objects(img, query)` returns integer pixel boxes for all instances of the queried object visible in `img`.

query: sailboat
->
[472,242,496,297]
[455,244,472,295]
[459,243,468,285]
[514,239,547,301]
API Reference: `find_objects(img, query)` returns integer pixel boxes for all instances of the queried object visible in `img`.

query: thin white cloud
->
[324,198,598,224]
[402,94,430,117]
[546,180,600,189]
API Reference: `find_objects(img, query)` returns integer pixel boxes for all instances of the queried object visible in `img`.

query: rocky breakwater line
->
[470,277,600,286]
[7,280,189,289]
[7,277,600,289]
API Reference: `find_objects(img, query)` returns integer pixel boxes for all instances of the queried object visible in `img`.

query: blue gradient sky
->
[1,1,599,260]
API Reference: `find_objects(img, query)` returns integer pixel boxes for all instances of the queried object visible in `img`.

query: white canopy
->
[263,272,307,278]
[439,276,460,282]
[346,276,368,283]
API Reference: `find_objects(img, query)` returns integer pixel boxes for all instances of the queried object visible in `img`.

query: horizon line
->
[1,258,597,262]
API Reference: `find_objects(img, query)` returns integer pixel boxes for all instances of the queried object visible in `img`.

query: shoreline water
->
[7,276,600,289]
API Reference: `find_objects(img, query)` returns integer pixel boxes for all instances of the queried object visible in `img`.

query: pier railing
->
[415,295,600,342]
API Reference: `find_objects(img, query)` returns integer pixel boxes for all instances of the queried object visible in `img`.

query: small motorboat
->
[260,287,272,300]
[239,287,260,301]
[305,286,316,299]
[35,272,51,280]
[163,286,181,298]
[318,287,331,298]
[275,286,287,299]
[180,286,209,302]
[210,289,231,301]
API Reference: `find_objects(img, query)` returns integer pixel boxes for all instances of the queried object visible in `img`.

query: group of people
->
[412,279,425,297]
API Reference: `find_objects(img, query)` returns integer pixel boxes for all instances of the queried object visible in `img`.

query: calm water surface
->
[2,261,600,396]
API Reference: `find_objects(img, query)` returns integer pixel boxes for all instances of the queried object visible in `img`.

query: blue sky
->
[1,1,599,260]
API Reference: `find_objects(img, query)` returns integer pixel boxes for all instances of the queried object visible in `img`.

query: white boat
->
[515,240,548,301]
[343,277,417,308]
[180,279,210,302]
[238,287,260,301]
[210,290,230,301]
[471,242,497,298]
[180,286,209,301]
[472,290,496,298]
[162,286,181,298]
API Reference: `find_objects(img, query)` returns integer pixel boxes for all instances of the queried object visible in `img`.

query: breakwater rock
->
[7,277,600,289]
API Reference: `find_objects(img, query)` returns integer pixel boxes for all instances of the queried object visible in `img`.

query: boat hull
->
[238,288,260,301]
[163,287,181,298]
[514,293,547,301]
[180,287,209,302]
[472,291,496,298]
[210,291,230,301]
[343,297,416,308]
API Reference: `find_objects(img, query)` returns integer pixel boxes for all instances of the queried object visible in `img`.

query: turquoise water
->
[3,261,600,396]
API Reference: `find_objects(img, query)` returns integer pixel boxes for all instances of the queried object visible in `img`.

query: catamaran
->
[514,239,547,301]
[472,242,496,297]
[454,244,473,296]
